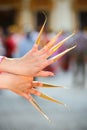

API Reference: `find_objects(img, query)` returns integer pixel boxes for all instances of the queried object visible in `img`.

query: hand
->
[1,44,54,76]
[0,31,75,77]
[13,44,54,76]
[0,72,42,100]
[0,72,65,121]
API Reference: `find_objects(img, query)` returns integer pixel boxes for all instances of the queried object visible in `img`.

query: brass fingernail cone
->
[42,83,64,88]
[52,33,75,53]
[36,17,47,45]
[39,92,65,106]
[52,45,77,62]
[29,96,51,122]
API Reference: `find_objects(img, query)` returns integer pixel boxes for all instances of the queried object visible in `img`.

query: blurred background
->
[0,0,87,130]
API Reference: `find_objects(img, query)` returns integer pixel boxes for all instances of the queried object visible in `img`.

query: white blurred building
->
[0,0,87,32]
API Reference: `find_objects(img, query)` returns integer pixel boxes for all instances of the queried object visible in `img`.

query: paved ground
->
[0,70,87,130]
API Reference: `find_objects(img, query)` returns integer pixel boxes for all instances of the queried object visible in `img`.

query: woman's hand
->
[12,44,54,76]
[0,44,54,76]
[0,71,45,102]
[0,72,42,98]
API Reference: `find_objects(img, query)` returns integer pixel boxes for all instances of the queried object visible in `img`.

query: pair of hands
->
[0,72,41,98]
[0,30,74,120]
[1,43,55,101]
[1,31,75,102]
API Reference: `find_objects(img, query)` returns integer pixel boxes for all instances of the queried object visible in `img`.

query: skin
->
[0,44,54,77]
[0,42,54,100]
[0,72,42,98]
[0,30,73,120]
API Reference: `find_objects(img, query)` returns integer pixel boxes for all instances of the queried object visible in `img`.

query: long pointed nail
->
[52,45,76,62]
[39,92,65,105]
[42,83,64,88]
[36,17,47,45]
[51,33,75,53]
[39,92,69,110]
[29,96,51,122]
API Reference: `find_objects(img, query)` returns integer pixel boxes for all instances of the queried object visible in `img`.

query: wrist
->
[0,72,8,89]
[0,56,24,75]
[0,57,16,73]
[0,56,6,72]
[0,56,5,63]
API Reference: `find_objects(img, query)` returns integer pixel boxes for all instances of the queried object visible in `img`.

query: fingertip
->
[36,91,41,96]
[49,73,55,76]
[48,59,54,65]
[32,44,38,52]
[34,44,38,47]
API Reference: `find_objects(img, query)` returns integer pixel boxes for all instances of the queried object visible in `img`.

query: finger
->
[30,88,41,96]
[39,48,54,59]
[20,82,32,90]
[35,71,54,77]
[45,31,63,49]
[29,44,38,54]
[22,88,31,94]
[23,93,32,100]
[39,31,63,56]
[42,59,54,69]
[36,59,54,71]
[32,81,43,87]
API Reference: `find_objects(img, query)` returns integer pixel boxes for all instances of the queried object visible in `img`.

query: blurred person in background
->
[0,27,6,94]
[0,27,6,56]
[72,29,87,87]
[3,26,16,58]
[10,25,24,58]
[15,31,34,58]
